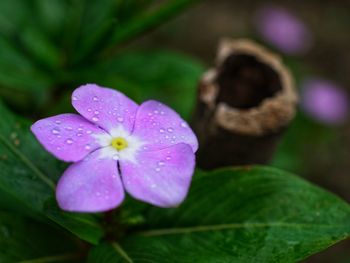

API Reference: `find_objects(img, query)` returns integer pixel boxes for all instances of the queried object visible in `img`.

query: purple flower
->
[301,78,349,125]
[31,84,198,212]
[255,5,312,55]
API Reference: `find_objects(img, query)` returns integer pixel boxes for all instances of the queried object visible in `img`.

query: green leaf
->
[0,101,103,244]
[0,211,82,262]
[74,50,204,119]
[88,166,350,262]
[105,0,199,48]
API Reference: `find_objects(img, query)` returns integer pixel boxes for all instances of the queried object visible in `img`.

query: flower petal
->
[120,143,195,207]
[31,113,106,162]
[56,149,124,212]
[72,84,138,133]
[132,100,198,152]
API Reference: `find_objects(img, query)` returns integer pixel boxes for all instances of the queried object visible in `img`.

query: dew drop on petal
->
[77,127,83,132]
[180,122,188,128]
[166,156,171,160]
[94,110,99,115]
[85,144,91,150]
[155,167,161,172]
[86,130,92,134]
[55,120,61,125]
[92,116,99,122]
[159,128,165,133]
[93,96,99,101]
[167,128,173,133]
[65,126,73,131]
[72,96,78,101]
[87,108,92,112]
[117,117,124,122]
[154,110,159,114]
[66,138,73,145]
[158,161,165,166]
[77,132,83,137]
[51,128,60,135]
[56,146,61,151]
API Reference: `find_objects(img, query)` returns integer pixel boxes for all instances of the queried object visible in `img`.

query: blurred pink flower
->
[255,5,312,55]
[301,78,349,125]
[31,84,198,212]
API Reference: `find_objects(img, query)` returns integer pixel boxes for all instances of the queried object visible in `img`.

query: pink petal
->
[120,143,195,207]
[56,149,124,212]
[132,100,198,152]
[31,113,106,162]
[72,84,138,133]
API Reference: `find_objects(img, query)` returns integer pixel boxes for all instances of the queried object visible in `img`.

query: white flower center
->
[93,126,144,163]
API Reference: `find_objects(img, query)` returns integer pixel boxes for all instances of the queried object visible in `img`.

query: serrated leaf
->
[88,167,350,262]
[0,101,103,244]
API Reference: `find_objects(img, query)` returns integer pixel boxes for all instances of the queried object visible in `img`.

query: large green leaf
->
[0,101,103,244]
[0,211,82,262]
[73,50,204,119]
[88,167,350,262]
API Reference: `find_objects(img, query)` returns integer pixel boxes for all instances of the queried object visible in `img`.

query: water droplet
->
[56,146,61,151]
[66,138,73,144]
[93,96,99,101]
[72,96,78,101]
[167,128,173,133]
[159,128,165,133]
[94,110,99,114]
[65,127,73,131]
[78,127,83,132]
[160,111,165,115]
[86,130,92,134]
[112,155,119,160]
[154,110,159,114]
[152,122,157,126]
[51,128,60,135]
[158,161,165,166]
[92,116,99,122]
[117,117,124,122]
[87,108,92,112]
[166,156,171,160]
[55,120,61,125]
[155,167,161,172]
[77,132,83,137]
[85,144,91,150]
[148,113,152,116]
[181,122,188,128]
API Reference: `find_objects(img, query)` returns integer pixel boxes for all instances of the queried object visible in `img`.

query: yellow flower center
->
[111,137,128,151]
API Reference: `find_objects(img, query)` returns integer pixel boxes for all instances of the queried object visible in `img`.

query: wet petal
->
[120,143,195,207]
[56,149,124,212]
[71,84,138,133]
[132,100,198,152]
[31,113,106,162]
